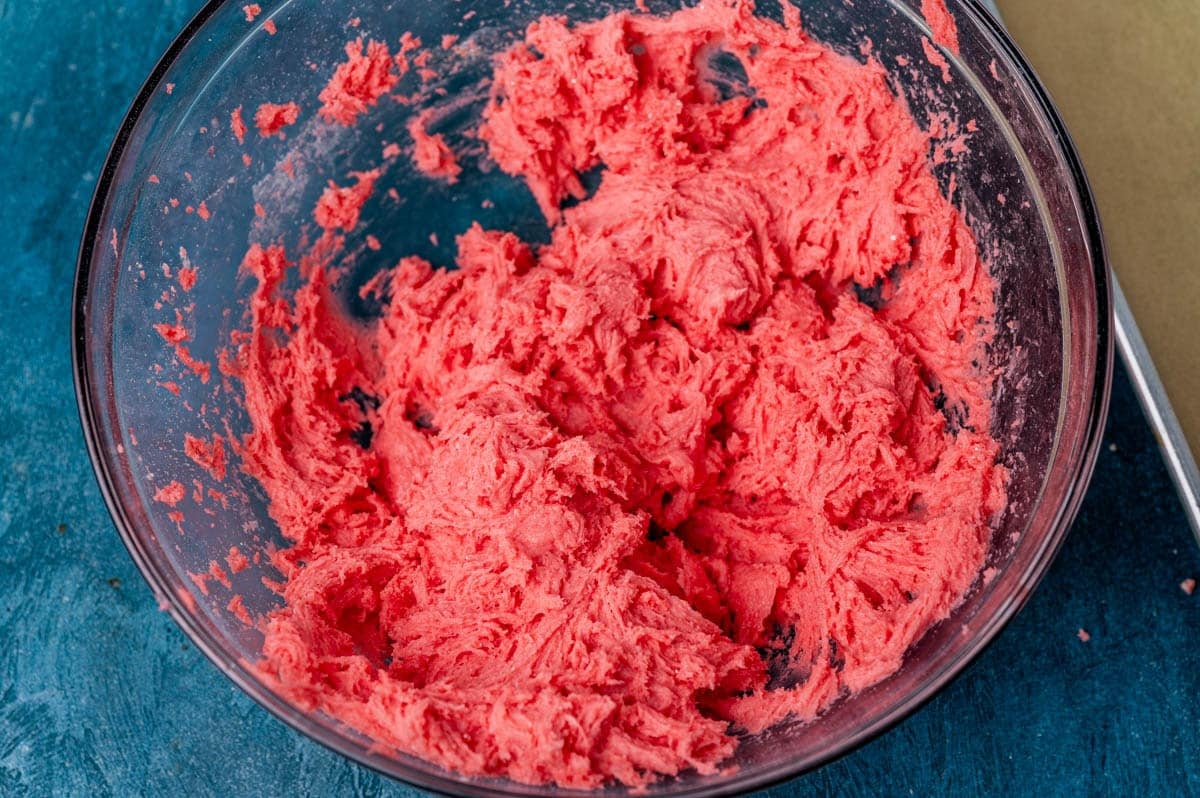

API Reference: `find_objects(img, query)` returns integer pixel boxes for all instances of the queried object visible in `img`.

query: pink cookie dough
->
[232,1,1005,788]
[921,0,961,54]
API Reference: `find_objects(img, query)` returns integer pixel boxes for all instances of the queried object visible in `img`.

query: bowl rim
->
[72,0,1114,794]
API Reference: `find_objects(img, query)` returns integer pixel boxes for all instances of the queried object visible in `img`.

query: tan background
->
[997,0,1200,464]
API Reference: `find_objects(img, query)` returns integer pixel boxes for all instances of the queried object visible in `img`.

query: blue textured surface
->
[2,1,1199,796]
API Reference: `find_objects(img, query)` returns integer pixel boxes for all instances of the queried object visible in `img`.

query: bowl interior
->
[76,0,1109,794]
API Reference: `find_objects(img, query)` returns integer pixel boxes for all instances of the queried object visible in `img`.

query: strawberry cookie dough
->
[235,0,1004,788]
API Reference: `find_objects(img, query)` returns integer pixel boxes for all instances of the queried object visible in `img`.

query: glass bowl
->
[73,0,1112,794]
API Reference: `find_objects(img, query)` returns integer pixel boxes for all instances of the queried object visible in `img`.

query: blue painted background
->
[1,1,1198,795]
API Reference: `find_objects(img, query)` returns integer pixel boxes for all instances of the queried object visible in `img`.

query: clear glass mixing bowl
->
[73,0,1112,794]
